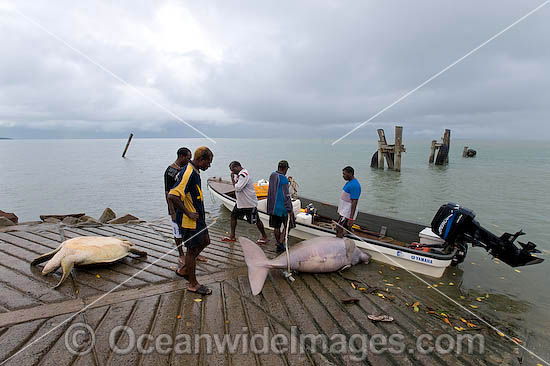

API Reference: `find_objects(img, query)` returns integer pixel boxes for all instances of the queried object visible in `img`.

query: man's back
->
[234,168,258,209]
[165,165,181,214]
[164,165,181,191]
[267,171,290,216]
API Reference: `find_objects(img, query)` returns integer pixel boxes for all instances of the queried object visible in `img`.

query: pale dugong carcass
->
[31,236,147,288]
[239,236,370,295]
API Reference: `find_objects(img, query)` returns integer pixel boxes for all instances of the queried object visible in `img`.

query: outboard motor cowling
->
[431,203,475,243]
[431,203,544,268]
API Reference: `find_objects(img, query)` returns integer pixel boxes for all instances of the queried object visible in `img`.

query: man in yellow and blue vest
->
[168,146,214,295]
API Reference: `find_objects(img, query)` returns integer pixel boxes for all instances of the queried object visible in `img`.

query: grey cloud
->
[0,0,548,140]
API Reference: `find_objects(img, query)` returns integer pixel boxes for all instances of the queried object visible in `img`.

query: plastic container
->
[292,200,302,217]
[254,183,269,198]
[295,212,313,225]
[257,198,267,212]
[419,227,446,245]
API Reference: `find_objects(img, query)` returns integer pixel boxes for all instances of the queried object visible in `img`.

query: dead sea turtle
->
[31,236,147,288]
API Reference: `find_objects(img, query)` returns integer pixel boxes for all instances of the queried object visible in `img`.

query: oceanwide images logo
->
[64,323,484,360]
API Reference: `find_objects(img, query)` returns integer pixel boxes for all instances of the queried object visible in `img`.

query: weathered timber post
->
[429,140,437,163]
[394,126,403,172]
[434,129,451,165]
[377,140,385,169]
[442,129,450,164]
[371,127,405,171]
[377,129,393,169]
[122,133,134,158]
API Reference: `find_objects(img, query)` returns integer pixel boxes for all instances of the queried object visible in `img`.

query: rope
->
[284,214,291,274]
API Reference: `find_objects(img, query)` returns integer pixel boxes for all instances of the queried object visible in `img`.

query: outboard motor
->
[431,203,544,267]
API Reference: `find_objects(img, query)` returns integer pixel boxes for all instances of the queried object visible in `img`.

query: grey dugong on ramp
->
[239,236,371,295]
[31,236,147,288]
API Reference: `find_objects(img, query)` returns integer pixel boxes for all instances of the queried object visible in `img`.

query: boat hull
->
[207,178,453,278]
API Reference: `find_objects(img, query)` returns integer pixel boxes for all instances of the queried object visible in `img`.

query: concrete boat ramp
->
[0,220,533,365]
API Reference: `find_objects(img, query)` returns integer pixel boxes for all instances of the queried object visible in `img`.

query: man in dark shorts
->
[164,148,206,269]
[336,166,361,238]
[222,161,269,244]
[168,146,214,295]
[267,160,295,253]
[165,148,191,258]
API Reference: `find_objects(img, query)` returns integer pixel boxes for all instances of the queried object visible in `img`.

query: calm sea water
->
[1,137,549,344]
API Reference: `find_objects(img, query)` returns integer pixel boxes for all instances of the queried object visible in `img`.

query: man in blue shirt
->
[267,160,295,252]
[336,166,361,238]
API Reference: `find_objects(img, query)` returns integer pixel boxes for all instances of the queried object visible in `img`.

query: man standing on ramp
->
[222,161,269,245]
[267,160,295,253]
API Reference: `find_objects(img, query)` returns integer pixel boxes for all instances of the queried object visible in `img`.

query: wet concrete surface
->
[0,220,542,365]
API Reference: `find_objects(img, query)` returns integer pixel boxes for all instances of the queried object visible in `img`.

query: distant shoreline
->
[0,137,548,142]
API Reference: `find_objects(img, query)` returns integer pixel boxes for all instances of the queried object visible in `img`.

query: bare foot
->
[176,265,189,279]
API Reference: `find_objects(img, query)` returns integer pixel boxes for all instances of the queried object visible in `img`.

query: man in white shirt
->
[222,161,269,244]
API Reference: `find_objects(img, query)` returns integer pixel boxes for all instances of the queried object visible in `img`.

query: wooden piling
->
[377,129,390,169]
[442,129,450,164]
[394,126,403,172]
[122,133,134,158]
[377,141,385,169]
[433,129,450,165]
[429,140,437,164]
[371,127,405,171]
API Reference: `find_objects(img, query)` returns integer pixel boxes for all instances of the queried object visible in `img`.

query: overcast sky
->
[0,1,548,140]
